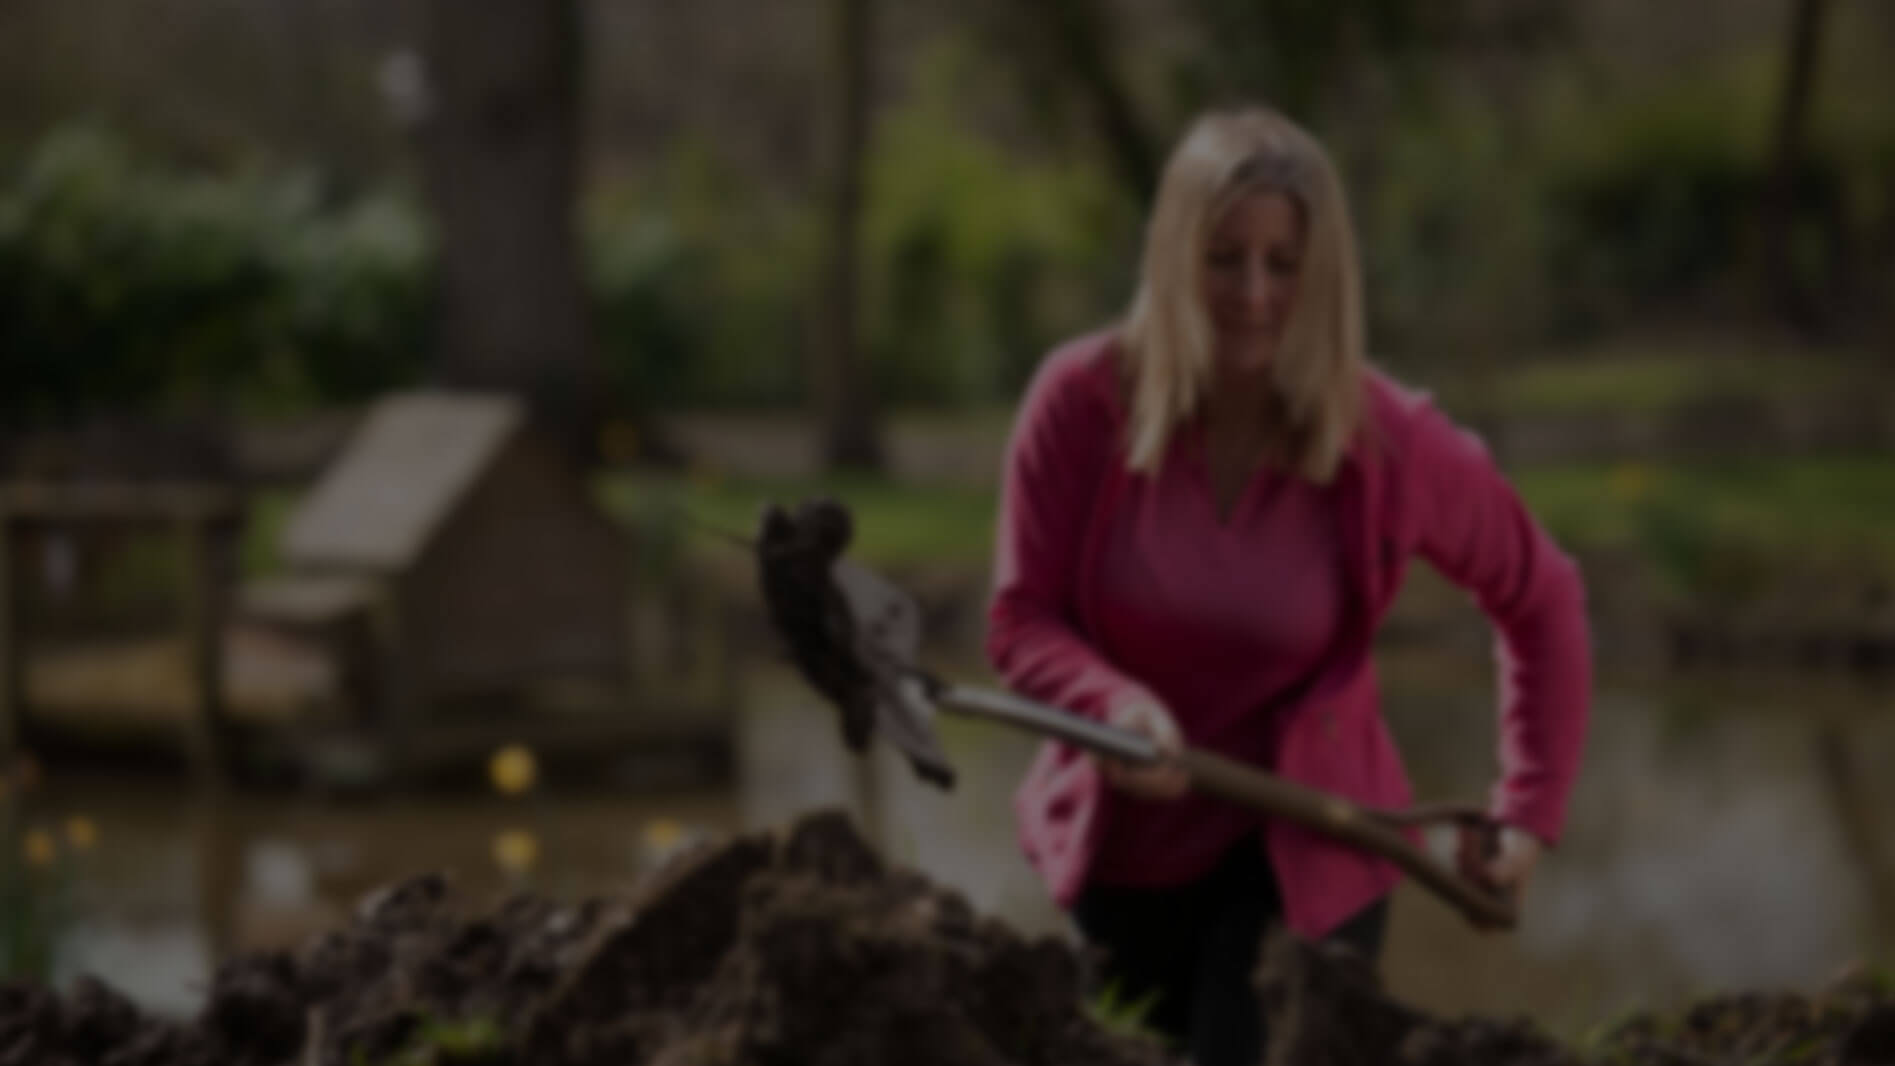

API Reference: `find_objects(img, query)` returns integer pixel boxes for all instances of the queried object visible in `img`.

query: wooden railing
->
[0,482,242,787]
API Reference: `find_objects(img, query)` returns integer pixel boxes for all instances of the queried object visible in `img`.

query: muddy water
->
[23,653,1895,1038]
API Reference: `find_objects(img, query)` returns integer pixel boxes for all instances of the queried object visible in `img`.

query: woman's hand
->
[1456,822,1541,928]
[1099,701,1191,800]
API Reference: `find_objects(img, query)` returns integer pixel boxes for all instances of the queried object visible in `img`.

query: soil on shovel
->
[4,809,1892,1066]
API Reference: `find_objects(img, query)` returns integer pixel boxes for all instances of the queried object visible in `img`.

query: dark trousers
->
[1073,840,1388,1066]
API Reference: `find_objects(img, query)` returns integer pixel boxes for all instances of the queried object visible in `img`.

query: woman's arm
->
[987,346,1161,725]
[1402,402,1593,850]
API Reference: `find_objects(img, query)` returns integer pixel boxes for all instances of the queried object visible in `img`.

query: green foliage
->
[586,203,704,413]
[0,126,431,422]
[9,16,1894,423]
[1,802,83,983]
[1515,457,1895,611]
[581,41,1138,413]
[1540,50,1894,335]
[372,1014,506,1066]
[591,138,817,410]
[596,469,1000,571]
[864,40,1137,407]
[1179,0,1535,122]
[1086,979,1166,1044]
[598,446,1895,633]
[0,844,70,982]
[270,189,431,406]
[1361,89,1554,361]
[1430,339,1878,419]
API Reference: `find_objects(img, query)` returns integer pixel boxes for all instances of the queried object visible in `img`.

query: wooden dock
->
[1,479,738,791]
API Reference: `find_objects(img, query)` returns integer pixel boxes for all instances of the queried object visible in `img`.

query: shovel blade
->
[832,558,957,789]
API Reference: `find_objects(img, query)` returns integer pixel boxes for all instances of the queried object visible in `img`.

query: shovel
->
[754,497,1518,931]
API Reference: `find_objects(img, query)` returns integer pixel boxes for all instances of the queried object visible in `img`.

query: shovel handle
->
[931,682,1517,930]
[1180,748,1518,930]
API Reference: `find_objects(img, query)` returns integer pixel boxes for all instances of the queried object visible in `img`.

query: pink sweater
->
[987,331,1592,938]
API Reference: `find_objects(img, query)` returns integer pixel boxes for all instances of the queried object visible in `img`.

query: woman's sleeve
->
[986,351,1159,722]
[1403,403,1592,846]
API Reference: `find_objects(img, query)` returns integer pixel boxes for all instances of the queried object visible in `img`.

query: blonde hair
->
[1120,107,1366,482]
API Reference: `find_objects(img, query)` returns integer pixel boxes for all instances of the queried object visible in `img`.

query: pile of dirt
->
[0,810,1177,1066]
[1256,933,1895,1066]
[5,809,1892,1066]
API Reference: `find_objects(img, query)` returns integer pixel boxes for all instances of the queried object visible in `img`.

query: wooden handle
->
[1179,748,1518,930]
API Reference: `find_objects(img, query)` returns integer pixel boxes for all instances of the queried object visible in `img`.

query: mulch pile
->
[4,809,1891,1066]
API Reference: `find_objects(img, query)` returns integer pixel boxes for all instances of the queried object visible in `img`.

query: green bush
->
[0,126,432,421]
[15,43,1886,425]
[1539,50,1893,335]
[272,189,432,407]
[864,40,1137,407]
[584,41,1140,414]
[587,199,706,413]
[1357,90,1554,363]
[596,138,817,410]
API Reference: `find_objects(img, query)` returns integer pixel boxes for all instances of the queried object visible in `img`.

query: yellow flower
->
[22,828,57,868]
[643,818,685,852]
[491,829,539,876]
[64,815,99,852]
[1608,463,1654,503]
[488,745,538,797]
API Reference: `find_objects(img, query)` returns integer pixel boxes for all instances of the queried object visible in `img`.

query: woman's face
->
[1200,189,1305,378]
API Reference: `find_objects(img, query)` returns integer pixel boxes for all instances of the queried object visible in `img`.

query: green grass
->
[1086,980,1168,1046]
[238,473,1000,581]
[1431,341,1882,419]
[231,429,1895,621]
[1516,457,1895,563]
[588,456,1895,575]
[579,455,1895,617]
[597,471,1000,570]
[243,488,297,576]
[1516,456,1895,607]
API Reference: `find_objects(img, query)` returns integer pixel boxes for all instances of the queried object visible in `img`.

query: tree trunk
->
[977,0,1158,207]
[423,0,600,461]
[1761,0,1831,332]
[1044,0,1158,205]
[816,0,884,471]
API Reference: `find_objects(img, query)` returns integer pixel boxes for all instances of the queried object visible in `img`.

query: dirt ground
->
[3,810,1891,1066]
[0,811,1176,1066]
[1256,932,1894,1066]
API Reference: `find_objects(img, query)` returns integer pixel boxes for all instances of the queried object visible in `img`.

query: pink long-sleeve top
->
[987,331,1592,939]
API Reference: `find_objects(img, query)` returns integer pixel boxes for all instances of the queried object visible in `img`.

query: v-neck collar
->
[1184,416,1284,529]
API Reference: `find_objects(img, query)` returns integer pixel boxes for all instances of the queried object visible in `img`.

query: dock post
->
[179,508,230,789]
[0,503,21,767]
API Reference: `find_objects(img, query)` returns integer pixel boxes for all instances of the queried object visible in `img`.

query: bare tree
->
[1761,0,1833,332]
[422,0,600,460]
[974,0,1159,205]
[975,0,1564,210]
[816,0,885,471]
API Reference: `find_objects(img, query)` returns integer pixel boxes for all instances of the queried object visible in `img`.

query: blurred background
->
[0,0,1891,1038]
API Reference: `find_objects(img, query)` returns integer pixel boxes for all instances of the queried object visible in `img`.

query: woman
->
[986,107,1591,1066]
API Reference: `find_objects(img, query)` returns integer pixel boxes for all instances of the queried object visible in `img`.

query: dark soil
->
[1256,933,1895,1066]
[4,810,1891,1066]
[0,811,1177,1066]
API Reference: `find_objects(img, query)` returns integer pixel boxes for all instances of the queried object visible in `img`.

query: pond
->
[21,650,1895,1038]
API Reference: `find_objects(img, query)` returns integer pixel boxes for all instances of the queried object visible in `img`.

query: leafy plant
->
[1086,979,1166,1045]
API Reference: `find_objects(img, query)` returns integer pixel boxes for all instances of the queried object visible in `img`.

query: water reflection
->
[1379,657,1895,1032]
[31,655,1895,1035]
